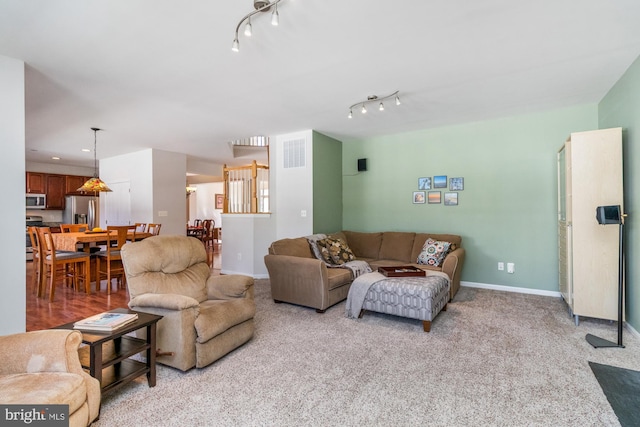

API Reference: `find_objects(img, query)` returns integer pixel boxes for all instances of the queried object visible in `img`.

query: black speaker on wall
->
[357,158,367,172]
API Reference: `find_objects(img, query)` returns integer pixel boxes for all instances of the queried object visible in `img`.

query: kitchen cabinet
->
[557,127,623,325]
[65,175,91,195]
[45,174,66,210]
[26,172,46,194]
[26,172,95,209]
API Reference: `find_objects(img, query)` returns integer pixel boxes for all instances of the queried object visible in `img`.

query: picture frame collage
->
[413,176,463,206]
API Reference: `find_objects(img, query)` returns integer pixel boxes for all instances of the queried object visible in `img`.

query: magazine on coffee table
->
[73,312,138,332]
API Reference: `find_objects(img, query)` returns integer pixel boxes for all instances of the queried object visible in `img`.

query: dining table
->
[186,226,204,238]
[52,230,152,252]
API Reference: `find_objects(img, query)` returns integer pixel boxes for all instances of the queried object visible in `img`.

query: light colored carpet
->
[94,280,640,426]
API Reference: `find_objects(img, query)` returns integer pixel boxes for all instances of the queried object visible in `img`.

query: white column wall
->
[0,55,26,334]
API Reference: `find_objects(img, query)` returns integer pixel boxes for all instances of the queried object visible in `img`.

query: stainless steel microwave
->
[26,193,46,209]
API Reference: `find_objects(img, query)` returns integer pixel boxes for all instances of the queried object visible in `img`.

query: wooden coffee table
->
[53,308,162,395]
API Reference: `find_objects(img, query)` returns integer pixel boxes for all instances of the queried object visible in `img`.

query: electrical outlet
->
[498,262,504,271]
[301,210,307,217]
[237,253,242,261]
[507,263,515,274]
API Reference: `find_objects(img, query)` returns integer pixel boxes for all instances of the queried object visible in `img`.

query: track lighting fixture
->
[348,91,401,119]
[232,0,284,53]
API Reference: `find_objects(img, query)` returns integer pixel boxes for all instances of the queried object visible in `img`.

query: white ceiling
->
[2,0,640,170]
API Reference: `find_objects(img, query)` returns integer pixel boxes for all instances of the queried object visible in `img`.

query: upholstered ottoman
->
[356,273,450,332]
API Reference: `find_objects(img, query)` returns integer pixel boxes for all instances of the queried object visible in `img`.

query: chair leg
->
[49,264,57,302]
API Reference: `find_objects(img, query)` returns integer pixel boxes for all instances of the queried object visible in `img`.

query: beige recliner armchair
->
[0,330,101,427]
[121,235,255,371]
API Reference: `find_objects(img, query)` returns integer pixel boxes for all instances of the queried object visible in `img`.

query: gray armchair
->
[121,235,255,371]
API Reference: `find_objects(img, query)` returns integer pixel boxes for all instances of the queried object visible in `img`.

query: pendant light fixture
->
[232,0,284,53]
[77,127,112,193]
[348,91,401,119]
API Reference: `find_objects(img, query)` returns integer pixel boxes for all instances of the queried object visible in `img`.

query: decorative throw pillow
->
[316,237,356,265]
[417,238,452,267]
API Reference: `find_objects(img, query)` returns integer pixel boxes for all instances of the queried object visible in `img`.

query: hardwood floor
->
[26,244,222,331]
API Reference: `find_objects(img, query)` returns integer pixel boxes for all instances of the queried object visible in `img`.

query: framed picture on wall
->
[433,175,447,188]
[418,177,431,190]
[450,177,464,190]
[413,191,426,204]
[428,191,441,204]
[444,192,458,206]
[215,194,224,210]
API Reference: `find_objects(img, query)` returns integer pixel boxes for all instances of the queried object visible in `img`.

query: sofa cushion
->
[0,372,87,413]
[317,237,356,265]
[343,231,382,259]
[378,232,416,262]
[327,268,353,290]
[270,237,314,258]
[417,238,452,267]
[411,233,461,261]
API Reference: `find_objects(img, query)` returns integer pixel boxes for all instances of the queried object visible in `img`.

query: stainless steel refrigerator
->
[63,195,98,228]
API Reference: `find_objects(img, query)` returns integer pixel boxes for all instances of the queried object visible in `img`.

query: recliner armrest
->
[0,330,85,376]
[129,293,200,310]
[206,274,254,300]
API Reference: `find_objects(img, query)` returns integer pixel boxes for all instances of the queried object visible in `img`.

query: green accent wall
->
[342,105,598,291]
[313,131,343,234]
[598,54,640,330]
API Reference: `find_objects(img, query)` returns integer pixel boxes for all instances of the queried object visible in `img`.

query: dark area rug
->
[589,361,640,427]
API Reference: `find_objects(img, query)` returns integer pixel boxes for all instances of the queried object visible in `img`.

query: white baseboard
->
[626,322,640,339]
[221,269,270,280]
[461,281,562,298]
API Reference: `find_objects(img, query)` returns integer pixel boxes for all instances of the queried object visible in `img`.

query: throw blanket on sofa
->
[345,270,450,319]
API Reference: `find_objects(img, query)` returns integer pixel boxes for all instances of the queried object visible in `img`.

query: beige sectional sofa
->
[264,230,465,313]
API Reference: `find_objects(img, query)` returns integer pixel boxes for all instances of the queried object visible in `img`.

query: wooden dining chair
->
[134,223,147,233]
[201,219,215,248]
[60,224,90,233]
[95,226,129,295]
[27,226,43,296]
[147,223,161,235]
[37,227,91,301]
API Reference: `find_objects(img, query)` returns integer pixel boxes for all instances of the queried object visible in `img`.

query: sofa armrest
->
[129,293,200,310]
[264,254,329,309]
[206,274,254,300]
[0,330,86,376]
[441,247,465,299]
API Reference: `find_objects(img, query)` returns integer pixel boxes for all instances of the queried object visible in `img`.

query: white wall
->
[190,182,224,227]
[26,161,94,177]
[274,130,314,239]
[220,214,272,278]
[0,55,26,334]
[100,148,186,235]
[152,149,187,235]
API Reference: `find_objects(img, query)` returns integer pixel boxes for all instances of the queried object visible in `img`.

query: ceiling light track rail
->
[348,91,401,118]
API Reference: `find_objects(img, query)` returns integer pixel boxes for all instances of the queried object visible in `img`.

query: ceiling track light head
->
[348,91,401,118]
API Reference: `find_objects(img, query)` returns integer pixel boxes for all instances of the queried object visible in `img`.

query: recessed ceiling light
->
[82,148,91,152]
[52,156,60,160]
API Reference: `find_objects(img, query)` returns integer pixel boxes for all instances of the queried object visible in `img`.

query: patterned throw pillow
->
[316,237,356,265]
[417,238,452,267]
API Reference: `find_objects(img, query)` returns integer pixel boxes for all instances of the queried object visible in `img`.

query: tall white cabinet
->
[557,127,623,324]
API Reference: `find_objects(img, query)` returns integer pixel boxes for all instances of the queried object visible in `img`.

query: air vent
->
[283,138,305,168]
